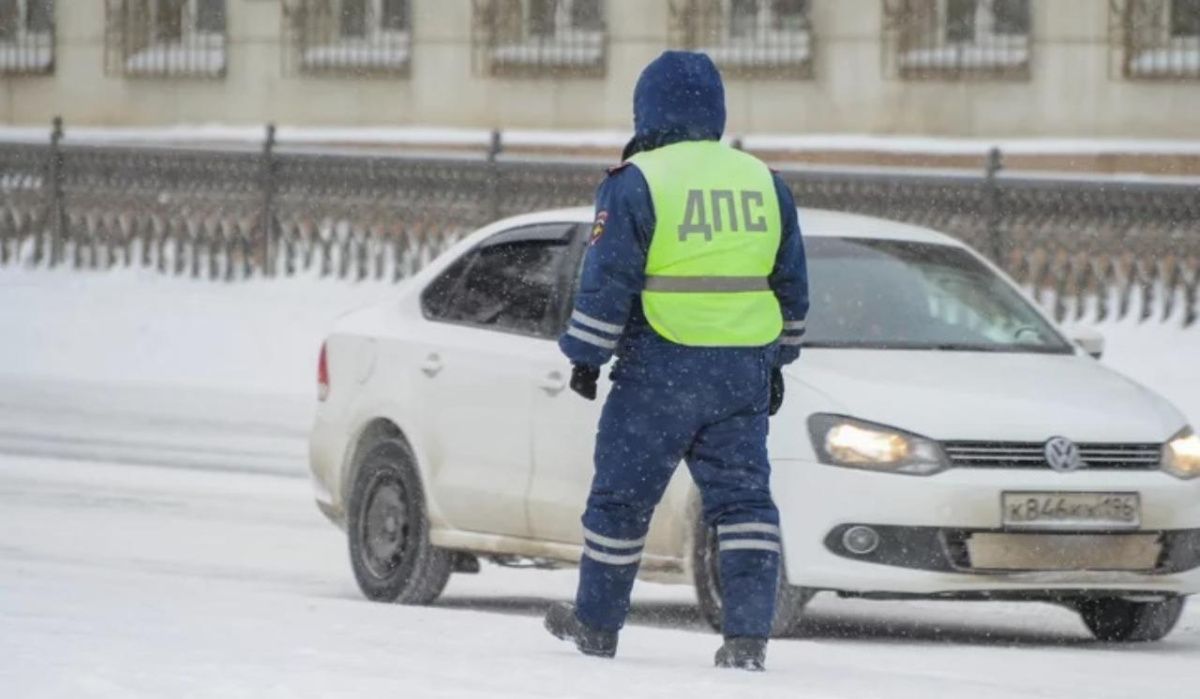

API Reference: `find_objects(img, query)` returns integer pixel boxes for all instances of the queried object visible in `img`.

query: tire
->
[1076,596,1186,642]
[691,513,813,637]
[347,438,453,605]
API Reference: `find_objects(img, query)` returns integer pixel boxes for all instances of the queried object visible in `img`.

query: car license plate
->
[1002,492,1140,531]
[967,533,1161,571]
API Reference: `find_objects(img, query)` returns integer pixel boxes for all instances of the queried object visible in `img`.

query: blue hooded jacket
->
[559,51,809,368]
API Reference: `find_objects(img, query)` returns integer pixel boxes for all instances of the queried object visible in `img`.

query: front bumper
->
[774,458,1200,596]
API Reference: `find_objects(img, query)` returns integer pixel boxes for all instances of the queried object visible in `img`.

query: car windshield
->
[804,237,1072,354]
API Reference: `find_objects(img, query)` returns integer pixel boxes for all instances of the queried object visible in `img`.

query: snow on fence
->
[1,119,1198,327]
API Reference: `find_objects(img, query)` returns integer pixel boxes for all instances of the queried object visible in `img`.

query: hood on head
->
[623,51,726,160]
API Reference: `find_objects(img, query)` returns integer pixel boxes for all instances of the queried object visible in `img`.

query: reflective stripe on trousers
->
[717,522,782,554]
[581,527,644,566]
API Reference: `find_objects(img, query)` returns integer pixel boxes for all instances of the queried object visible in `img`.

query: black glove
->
[769,368,785,416]
[569,364,601,401]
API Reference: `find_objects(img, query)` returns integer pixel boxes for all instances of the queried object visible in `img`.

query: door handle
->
[420,353,443,377]
[538,371,567,395]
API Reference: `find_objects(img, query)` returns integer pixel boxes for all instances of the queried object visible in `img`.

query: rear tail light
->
[317,342,330,401]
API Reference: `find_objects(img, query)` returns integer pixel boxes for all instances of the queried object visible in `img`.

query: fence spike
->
[1163,258,1181,322]
[1139,259,1158,323]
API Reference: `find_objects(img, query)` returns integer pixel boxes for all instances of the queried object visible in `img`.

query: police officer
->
[543,51,809,671]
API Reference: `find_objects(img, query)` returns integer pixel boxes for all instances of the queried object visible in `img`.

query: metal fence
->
[1110,0,1200,81]
[669,0,815,80]
[2,120,1198,327]
[883,0,1033,80]
[471,0,608,78]
[0,0,55,75]
[282,0,412,77]
[104,0,228,79]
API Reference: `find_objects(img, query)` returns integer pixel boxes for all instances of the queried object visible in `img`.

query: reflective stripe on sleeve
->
[783,320,806,332]
[718,540,782,554]
[717,522,781,537]
[566,326,618,350]
[780,336,804,346]
[571,310,624,336]
[643,276,771,293]
[583,547,643,566]
[582,528,646,550]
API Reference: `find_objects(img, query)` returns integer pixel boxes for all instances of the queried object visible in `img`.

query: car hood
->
[786,349,1186,443]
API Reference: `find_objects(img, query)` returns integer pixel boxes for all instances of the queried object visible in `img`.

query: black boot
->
[714,637,767,671]
[544,602,618,658]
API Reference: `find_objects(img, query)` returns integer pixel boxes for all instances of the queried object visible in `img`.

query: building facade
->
[1,0,1198,138]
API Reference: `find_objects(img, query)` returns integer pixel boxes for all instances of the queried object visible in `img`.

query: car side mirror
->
[1070,328,1105,360]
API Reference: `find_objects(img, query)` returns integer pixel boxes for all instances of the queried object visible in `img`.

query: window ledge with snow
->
[0,36,54,73]
[124,34,226,77]
[1128,42,1200,78]
[698,31,812,67]
[899,39,1030,75]
[490,30,604,68]
[301,32,411,72]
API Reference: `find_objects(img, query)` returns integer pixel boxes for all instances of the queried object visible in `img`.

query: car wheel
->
[347,438,453,604]
[691,513,813,637]
[1076,596,1186,642]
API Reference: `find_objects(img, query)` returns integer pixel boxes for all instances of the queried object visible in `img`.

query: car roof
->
[477,206,965,247]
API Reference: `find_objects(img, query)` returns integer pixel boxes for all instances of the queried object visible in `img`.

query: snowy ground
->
[2,454,1199,698]
[0,266,393,473]
[3,265,1200,696]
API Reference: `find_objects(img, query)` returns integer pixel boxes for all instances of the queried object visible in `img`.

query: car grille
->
[942,442,1163,470]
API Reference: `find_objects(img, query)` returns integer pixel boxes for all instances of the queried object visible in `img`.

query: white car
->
[309,207,1200,641]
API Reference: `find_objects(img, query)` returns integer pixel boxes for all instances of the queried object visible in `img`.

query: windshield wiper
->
[925,343,1006,352]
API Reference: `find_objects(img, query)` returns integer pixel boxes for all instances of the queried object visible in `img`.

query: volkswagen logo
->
[1044,436,1084,473]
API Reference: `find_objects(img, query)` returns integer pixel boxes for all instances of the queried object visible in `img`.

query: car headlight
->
[807,414,948,476]
[1162,427,1200,480]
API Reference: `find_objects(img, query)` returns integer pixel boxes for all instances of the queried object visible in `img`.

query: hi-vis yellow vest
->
[627,141,783,347]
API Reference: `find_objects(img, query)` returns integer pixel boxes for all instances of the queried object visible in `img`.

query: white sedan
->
[309,207,1200,641]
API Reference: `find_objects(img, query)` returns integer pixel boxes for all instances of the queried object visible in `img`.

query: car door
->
[415,222,579,539]
[525,229,614,544]
[526,231,695,556]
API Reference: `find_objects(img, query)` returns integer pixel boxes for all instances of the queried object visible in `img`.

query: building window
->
[1111,0,1200,80]
[472,0,608,78]
[883,0,1031,80]
[669,0,814,79]
[104,0,227,78]
[0,0,54,75]
[283,0,411,76]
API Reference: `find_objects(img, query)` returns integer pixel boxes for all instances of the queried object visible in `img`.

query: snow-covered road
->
[2,454,1198,698]
[4,265,1200,696]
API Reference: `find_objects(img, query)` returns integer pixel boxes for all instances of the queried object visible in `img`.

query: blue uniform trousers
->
[574,342,781,639]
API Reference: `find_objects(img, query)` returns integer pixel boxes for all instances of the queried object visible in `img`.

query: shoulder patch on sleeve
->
[589,211,609,246]
[606,162,632,176]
